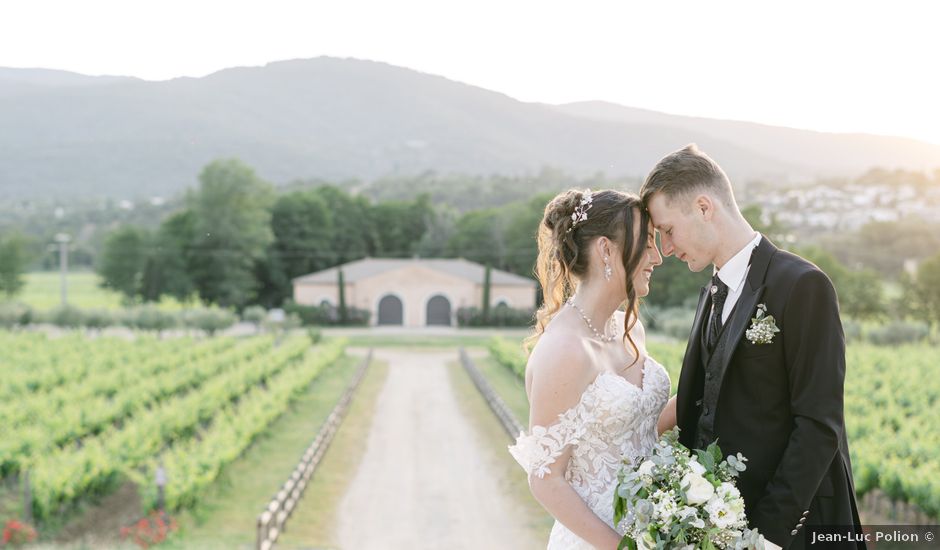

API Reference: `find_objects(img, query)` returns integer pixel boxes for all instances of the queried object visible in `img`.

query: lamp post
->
[155,463,167,510]
[54,233,71,307]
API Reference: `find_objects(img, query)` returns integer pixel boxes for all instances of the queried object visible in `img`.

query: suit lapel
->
[677,284,710,434]
[704,236,777,392]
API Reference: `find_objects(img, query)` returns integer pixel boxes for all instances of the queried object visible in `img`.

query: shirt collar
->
[715,233,761,293]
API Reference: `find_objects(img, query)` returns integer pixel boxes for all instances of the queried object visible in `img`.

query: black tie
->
[706,274,729,354]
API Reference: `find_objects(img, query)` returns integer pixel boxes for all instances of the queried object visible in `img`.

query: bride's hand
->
[657,395,677,435]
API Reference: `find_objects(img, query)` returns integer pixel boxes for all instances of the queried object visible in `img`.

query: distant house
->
[292,258,537,327]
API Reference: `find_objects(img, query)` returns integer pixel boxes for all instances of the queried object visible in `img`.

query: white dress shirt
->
[714,233,762,324]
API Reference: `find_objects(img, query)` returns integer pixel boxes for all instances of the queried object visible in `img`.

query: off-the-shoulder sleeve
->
[508,413,584,478]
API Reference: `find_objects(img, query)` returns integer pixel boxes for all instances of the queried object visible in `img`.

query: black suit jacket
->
[675,236,864,549]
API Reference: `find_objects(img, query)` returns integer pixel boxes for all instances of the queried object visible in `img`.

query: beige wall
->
[355,265,474,326]
[478,285,535,310]
[294,281,354,307]
[293,265,535,327]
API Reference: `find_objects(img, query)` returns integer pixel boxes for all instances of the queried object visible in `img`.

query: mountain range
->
[1,57,937,200]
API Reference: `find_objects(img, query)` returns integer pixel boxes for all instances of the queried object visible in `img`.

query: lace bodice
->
[508,356,671,549]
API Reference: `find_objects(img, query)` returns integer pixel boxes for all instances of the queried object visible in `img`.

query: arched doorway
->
[426,295,452,326]
[377,295,404,325]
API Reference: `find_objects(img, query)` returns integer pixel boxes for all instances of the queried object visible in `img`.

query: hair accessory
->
[566,189,593,233]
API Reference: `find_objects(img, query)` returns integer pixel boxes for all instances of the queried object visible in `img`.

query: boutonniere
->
[745,304,780,344]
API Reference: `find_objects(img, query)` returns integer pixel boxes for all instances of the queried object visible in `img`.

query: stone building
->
[292,258,536,327]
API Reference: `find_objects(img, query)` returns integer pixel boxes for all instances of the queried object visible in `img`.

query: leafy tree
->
[415,204,459,258]
[643,255,711,309]
[187,159,275,309]
[838,269,887,320]
[256,190,335,307]
[369,194,434,257]
[482,264,492,322]
[894,271,923,321]
[312,186,372,264]
[741,204,787,243]
[271,191,334,275]
[445,193,549,274]
[914,253,940,329]
[446,208,505,267]
[0,233,30,298]
[501,194,553,276]
[142,210,197,302]
[820,218,940,278]
[798,247,886,320]
[97,226,149,300]
[338,268,347,324]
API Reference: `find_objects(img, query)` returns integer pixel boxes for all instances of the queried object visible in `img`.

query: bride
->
[509,189,677,549]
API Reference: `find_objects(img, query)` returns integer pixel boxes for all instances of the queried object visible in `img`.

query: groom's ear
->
[694,194,714,221]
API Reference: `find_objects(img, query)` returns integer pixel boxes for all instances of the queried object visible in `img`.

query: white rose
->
[682,472,715,505]
[637,460,656,476]
[688,457,707,475]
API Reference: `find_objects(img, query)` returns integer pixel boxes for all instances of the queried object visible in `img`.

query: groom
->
[640,145,865,550]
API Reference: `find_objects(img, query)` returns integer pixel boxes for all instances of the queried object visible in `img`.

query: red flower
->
[2,519,38,546]
[119,510,179,548]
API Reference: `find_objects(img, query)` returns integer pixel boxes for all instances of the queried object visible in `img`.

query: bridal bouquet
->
[613,429,765,550]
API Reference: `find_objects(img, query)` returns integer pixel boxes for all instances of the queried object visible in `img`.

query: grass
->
[276,358,389,549]
[446,359,552,547]
[7,271,188,311]
[475,353,531,424]
[157,353,370,549]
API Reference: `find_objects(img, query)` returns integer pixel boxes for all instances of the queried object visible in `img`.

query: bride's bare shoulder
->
[528,330,589,373]
[525,329,595,410]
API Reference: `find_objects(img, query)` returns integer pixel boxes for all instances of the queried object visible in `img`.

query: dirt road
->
[336,348,541,550]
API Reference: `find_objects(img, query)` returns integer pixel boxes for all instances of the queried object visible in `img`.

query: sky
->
[2,0,939,144]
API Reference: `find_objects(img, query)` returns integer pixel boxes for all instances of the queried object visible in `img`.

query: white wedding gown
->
[509,356,671,549]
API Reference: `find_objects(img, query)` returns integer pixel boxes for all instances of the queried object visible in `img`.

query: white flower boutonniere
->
[745,303,780,344]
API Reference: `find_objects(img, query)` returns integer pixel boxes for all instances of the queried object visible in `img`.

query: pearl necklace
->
[566,297,618,343]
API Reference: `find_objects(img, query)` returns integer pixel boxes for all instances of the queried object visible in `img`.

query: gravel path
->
[336,348,539,550]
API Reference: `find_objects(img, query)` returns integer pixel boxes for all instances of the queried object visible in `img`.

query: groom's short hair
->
[640,144,735,210]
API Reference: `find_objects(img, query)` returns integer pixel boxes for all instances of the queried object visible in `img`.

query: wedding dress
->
[509,356,671,549]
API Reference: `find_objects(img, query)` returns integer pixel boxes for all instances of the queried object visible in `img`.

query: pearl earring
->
[604,256,612,281]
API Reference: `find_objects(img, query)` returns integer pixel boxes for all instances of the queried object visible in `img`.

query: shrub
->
[457,305,534,327]
[841,319,863,342]
[867,321,929,346]
[181,308,237,336]
[127,306,178,333]
[80,309,114,330]
[644,307,695,340]
[46,305,86,328]
[0,302,32,328]
[283,300,370,326]
[242,305,267,325]
[488,336,527,378]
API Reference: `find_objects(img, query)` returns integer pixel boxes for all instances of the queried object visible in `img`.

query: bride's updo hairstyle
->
[526,189,649,362]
